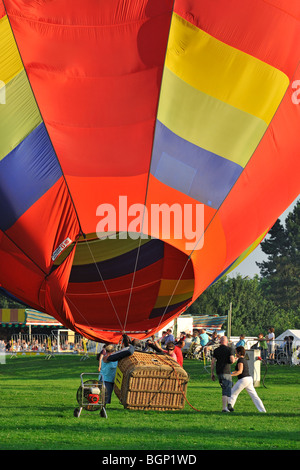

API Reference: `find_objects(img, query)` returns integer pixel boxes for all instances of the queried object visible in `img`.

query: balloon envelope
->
[0,0,299,342]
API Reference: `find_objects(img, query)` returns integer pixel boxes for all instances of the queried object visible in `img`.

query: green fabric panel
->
[0,69,42,160]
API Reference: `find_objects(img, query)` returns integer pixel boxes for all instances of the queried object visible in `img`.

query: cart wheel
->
[100,407,107,418]
[276,352,288,365]
[74,408,81,418]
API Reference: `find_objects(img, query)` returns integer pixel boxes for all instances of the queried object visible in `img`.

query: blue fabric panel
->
[0,123,62,231]
[155,152,197,195]
[151,121,243,208]
[69,238,164,283]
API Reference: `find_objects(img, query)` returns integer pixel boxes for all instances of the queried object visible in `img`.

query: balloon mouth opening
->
[50,232,194,340]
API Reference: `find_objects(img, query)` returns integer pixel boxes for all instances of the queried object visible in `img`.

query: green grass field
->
[0,354,299,451]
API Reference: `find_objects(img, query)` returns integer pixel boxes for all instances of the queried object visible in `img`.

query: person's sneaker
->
[222,409,230,412]
[227,404,234,412]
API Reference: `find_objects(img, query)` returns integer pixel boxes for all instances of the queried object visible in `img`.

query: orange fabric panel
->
[67,173,149,235]
[174,0,300,77]
[190,211,227,301]
[145,174,216,255]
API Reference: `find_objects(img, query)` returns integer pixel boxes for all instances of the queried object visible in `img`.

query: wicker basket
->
[113,351,189,411]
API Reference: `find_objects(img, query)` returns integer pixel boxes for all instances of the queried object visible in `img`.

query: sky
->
[228,194,300,278]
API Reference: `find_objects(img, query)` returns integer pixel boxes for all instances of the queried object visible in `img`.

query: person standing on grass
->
[98,344,118,404]
[227,346,266,413]
[266,327,275,360]
[211,336,235,412]
[255,333,268,361]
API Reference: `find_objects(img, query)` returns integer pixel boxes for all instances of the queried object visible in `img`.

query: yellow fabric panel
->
[0,15,23,84]
[0,70,42,160]
[153,291,193,309]
[166,13,289,124]
[158,67,267,167]
[71,235,152,266]
[157,279,194,296]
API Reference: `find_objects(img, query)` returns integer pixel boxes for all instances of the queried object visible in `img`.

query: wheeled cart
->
[74,373,107,418]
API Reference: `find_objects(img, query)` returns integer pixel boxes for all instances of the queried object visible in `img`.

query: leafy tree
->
[257,201,300,310]
[0,291,24,308]
[186,275,283,336]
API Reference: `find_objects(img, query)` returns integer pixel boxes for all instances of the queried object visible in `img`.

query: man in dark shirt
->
[211,336,235,412]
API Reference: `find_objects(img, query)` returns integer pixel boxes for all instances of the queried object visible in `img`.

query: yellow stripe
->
[1,309,11,322]
[69,235,152,266]
[158,67,267,167]
[157,279,194,296]
[18,310,26,322]
[153,291,193,309]
[222,229,269,277]
[166,13,289,124]
[0,15,23,84]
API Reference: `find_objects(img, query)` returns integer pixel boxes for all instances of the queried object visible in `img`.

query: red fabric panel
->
[46,120,155,178]
[44,250,78,329]
[0,1,5,19]
[174,0,300,78]
[24,68,160,178]
[72,297,190,343]
[3,0,176,340]
[0,231,46,310]
[5,0,174,31]
[6,178,80,273]
[6,0,174,236]
[162,242,194,280]
[64,279,162,329]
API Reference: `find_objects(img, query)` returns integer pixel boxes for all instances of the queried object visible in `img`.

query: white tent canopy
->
[276,330,300,346]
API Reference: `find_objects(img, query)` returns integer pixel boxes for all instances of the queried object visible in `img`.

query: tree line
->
[186,200,300,337]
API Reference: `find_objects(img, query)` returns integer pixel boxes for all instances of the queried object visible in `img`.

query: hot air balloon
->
[0,0,299,343]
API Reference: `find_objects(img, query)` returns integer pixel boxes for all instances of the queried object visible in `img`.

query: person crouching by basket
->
[98,344,118,404]
[147,340,178,363]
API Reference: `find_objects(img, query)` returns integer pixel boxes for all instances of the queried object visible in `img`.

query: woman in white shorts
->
[228,346,266,413]
[267,327,275,360]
